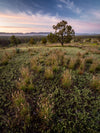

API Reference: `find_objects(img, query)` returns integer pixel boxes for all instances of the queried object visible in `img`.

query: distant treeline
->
[0,36,44,47]
[0,34,100,47]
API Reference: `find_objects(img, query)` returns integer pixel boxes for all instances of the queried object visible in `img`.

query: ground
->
[0,45,100,133]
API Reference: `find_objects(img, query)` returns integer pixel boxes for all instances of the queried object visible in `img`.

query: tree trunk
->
[61,34,64,46]
[61,42,64,46]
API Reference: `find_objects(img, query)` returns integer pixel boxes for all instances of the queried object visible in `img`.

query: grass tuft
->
[44,67,54,79]
[61,69,72,88]
[12,90,31,130]
[90,76,100,91]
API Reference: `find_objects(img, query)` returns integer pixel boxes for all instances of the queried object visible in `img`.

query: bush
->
[29,38,36,45]
[41,37,47,45]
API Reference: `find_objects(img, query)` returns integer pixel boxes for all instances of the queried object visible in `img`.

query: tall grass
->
[0,52,11,65]
[89,61,98,73]
[30,57,42,72]
[61,70,72,88]
[12,90,31,130]
[37,94,54,121]
[44,67,54,79]
[17,67,34,91]
[90,76,100,91]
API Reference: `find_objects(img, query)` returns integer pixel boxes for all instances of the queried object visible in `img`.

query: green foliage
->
[53,20,75,46]
[74,36,82,42]
[47,33,58,43]
[10,35,18,47]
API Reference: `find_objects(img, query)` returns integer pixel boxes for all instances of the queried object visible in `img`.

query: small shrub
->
[61,70,72,88]
[44,67,54,79]
[29,38,35,45]
[41,37,47,45]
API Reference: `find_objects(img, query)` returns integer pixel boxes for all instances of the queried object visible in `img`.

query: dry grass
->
[89,61,98,73]
[20,67,30,79]
[61,69,72,88]
[12,90,31,128]
[68,58,77,69]
[85,57,93,64]
[17,67,34,91]
[77,58,85,74]
[30,57,43,72]
[44,67,54,79]
[46,53,58,66]
[37,94,54,121]
[0,52,12,65]
[76,52,83,57]
[52,64,59,72]
[90,76,100,91]
[30,57,38,70]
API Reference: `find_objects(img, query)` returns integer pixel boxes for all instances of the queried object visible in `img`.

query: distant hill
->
[0,32,50,36]
[0,32,100,36]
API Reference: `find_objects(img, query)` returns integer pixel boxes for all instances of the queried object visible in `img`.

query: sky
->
[0,0,100,33]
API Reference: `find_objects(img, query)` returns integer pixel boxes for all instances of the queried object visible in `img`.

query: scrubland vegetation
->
[0,41,100,132]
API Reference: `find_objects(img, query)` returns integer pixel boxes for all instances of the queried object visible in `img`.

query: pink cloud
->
[0,11,100,33]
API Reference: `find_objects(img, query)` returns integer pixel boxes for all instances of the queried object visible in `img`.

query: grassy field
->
[0,45,100,133]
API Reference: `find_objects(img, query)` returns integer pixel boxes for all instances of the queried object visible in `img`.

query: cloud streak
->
[59,0,81,14]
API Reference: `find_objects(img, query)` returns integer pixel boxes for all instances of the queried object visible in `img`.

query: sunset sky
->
[0,0,100,33]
